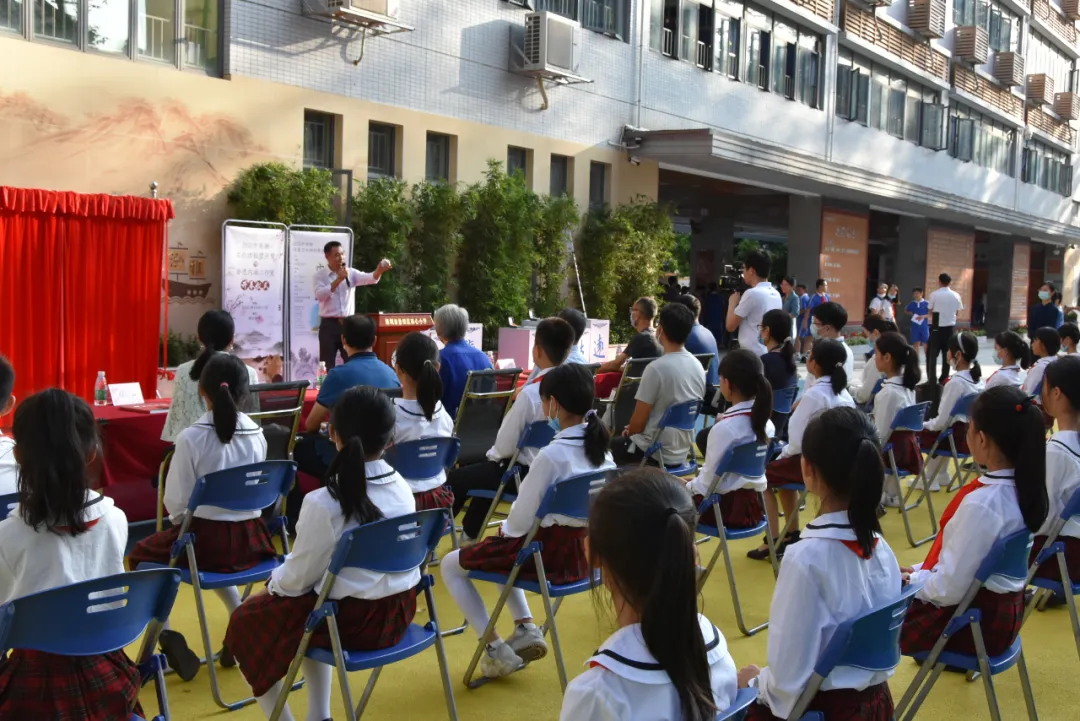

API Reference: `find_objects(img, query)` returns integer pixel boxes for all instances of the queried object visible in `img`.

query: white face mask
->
[810,323,821,339]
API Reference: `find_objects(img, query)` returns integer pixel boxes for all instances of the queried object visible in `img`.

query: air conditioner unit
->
[1054,91,1080,120]
[522,11,581,76]
[1027,73,1055,106]
[325,0,399,18]
[908,0,946,38]
[954,26,989,65]
[1064,0,1080,20]
[993,51,1024,87]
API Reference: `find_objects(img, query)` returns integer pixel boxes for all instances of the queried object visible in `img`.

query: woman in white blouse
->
[870,332,922,507]
[918,331,984,490]
[984,330,1030,390]
[161,309,259,443]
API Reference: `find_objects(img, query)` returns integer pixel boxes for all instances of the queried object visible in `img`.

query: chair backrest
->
[623,356,656,380]
[657,399,702,433]
[870,377,884,398]
[772,385,799,415]
[693,353,715,372]
[453,369,520,466]
[535,470,609,521]
[889,402,930,432]
[974,529,1033,584]
[0,493,17,521]
[327,509,448,575]
[519,419,557,452]
[383,437,461,482]
[715,442,769,478]
[187,460,297,514]
[1062,485,1080,522]
[245,381,310,461]
[0,569,182,656]
[946,391,978,423]
[716,687,758,721]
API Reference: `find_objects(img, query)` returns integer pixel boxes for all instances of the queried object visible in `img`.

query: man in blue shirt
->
[434,304,492,418]
[1029,282,1060,335]
[674,292,720,386]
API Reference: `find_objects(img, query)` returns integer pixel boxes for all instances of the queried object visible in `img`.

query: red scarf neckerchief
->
[839,537,879,559]
[921,479,987,571]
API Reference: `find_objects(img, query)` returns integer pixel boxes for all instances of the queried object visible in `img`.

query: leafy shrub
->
[406,181,465,312]
[351,178,413,313]
[532,194,580,318]
[226,163,337,226]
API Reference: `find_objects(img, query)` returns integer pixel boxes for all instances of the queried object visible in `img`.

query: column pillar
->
[788,195,823,288]
[894,217,929,335]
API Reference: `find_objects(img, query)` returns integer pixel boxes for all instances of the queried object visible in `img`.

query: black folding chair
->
[245,381,310,461]
[601,357,656,432]
[452,369,522,467]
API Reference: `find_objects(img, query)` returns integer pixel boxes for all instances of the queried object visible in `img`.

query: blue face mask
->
[1039,290,1051,301]
[547,415,562,433]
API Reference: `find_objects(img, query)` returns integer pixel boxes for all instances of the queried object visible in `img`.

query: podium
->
[368,313,435,365]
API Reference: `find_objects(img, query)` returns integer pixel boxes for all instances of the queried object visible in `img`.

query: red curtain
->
[0,187,174,405]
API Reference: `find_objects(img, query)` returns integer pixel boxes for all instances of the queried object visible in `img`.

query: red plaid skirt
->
[1030,534,1080,583]
[0,649,144,720]
[765,454,803,489]
[413,483,455,512]
[224,588,417,697]
[128,516,277,573]
[918,423,970,457]
[885,431,924,476]
[693,489,764,529]
[900,589,1024,657]
[744,682,893,721]
[458,525,587,585]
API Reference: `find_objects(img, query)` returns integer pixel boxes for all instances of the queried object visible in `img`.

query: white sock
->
[256,681,294,720]
[301,658,333,721]
[214,586,243,615]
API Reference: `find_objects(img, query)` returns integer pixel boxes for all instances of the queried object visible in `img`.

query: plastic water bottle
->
[316,362,327,389]
[94,371,108,406]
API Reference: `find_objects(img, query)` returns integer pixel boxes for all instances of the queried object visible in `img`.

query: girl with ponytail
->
[871,332,923,506]
[918,331,985,490]
[1021,326,1060,397]
[560,468,737,721]
[226,386,420,721]
[740,407,900,721]
[901,385,1048,659]
[129,353,271,682]
[442,363,615,679]
[392,332,455,511]
[986,330,1031,389]
[759,309,798,394]
[688,349,775,530]
[749,339,855,562]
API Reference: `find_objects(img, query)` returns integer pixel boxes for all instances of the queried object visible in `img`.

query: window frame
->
[368,122,398,181]
[588,160,610,211]
[303,110,336,171]
[425,132,452,183]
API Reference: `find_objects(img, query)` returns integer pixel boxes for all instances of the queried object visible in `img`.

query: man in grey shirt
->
[610,303,706,467]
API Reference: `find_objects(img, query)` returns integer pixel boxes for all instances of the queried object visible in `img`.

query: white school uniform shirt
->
[871,377,916,445]
[0,432,16,496]
[164,412,268,522]
[924,370,983,432]
[753,512,901,720]
[0,491,128,605]
[392,398,455,492]
[869,296,895,322]
[1041,431,1080,538]
[833,336,855,381]
[928,287,963,327]
[780,376,854,458]
[560,614,737,721]
[268,460,419,601]
[501,424,616,538]
[850,349,884,406]
[985,364,1023,390]
[908,471,1027,606]
[313,267,379,319]
[486,366,552,466]
[734,281,782,356]
[1021,356,1054,396]
[688,401,775,497]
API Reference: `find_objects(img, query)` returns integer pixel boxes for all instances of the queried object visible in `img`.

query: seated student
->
[443,364,616,677]
[871,332,923,507]
[749,339,855,561]
[850,317,894,408]
[560,468,737,721]
[1059,322,1079,355]
[0,355,16,496]
[225,387,418,721]
[675,293,720,389]
[162,309,259,443]
[447,317,575,542]
[129,354,271,681]
[739,408,901,721]
[610,303,706,468]
[688,350,774,529]
[524,307,589,383]
[1022,327,1060,397]
[905,287,931,358]
[985,330,1031,389]
[433,303,493,419]
[0,390,135,719]
[900,386,1048,658]
[918,331,985,491]
[810,301,854,380]
[391,332,455,511]
[759,309,799,395]
[596,297,662,379]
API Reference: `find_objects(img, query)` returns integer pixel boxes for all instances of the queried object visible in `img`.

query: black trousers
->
[319,317,347,369]
[927,326,955,385]
[448,460,529,539]
[696,427,710,458]
[609,437,661,468]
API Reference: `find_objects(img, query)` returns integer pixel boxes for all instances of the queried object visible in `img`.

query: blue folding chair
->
[884,402,938,547]
[463,470,609,692]
[695,442,778,636]
[384,436,461,546]
[640,399,702,475]
[467,420,556,538]
[0,492,17,521]
[1025,485,1080,662]
[896,530,1038,721]
[268,509,457,721]
[136,460,298,711]
[0,569,182,721]
[716,686,758,720]
[919,392,979,493]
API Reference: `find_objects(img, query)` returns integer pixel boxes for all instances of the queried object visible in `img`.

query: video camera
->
[717,263,748,295]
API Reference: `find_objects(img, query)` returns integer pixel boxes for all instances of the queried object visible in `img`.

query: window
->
[694,0,713,69]
[1,0,22,32]
[903,86,921,143]
[1029,31,1076,95]
[836,48,942,147]
[139,0,175,62]
[88,0,128,53]
[507,146,529,179]
[870,66,888,131]
[535,0,578,19]
[582,0,627,38]
[948,102,1015,175]
[589,161,609,210]
[744,5,769,89]
[652,0,679,56]
[1023,140,1072,196]
[713,4,740,79]
[550,154,572,196]
[956,0,1018,52]
[183,0,218,72]
[304,111,336,170]
[368,122,397,180]
[772,20,795,97]
[920,102,945,149]
[36,0,78,42]
[796,32,819,107]
[680,0,698,63]
[426,133,451,182]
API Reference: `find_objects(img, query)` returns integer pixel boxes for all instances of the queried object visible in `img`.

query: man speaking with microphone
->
[314,240,392,369]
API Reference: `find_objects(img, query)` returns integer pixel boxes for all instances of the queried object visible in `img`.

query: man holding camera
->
[725,250,782,356]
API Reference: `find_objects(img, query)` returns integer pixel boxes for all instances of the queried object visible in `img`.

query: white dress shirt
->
[688,401,775,497]
[985,364,1024,390]
[869,296,895,322]
[850,350,884,405]
[314,267,379,319]
[734,281,783,356]
[0,491,128,604]
[871,378,917,445]
[780,377,855,458]
[392,398,455,492]
[268,460,419,600]
[560,614,737,721]
[924,370,983,432]
[501,424,615,538]
[486,367,552,466]
[834,336,855,381]
[165,412,268,522]
[908,471,1027,606]
[754,512,901,719]
[1021,356,1054,396]
[0,433,16,496]
[1041,432,1080,538]
[161,358,260,443]
[928,287,964,327]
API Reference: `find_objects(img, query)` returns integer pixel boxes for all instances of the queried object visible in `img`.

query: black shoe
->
[159,629,200,682]
[219,644,236,668]
[746,531,800,561]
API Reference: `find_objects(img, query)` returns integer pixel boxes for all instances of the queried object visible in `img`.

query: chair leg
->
[463,563,526,689]
[969,622,1001,721]
[895,623,953,720]
[424,580,460,721]
[352,666,380,721]
[896,450,938,548]
[898,662,947,721]
[778,489,806,543]
[1061,558,1080,663]
[156,467,166,533]
[720,523,768,636]
[476,469,517,538]
[696,529,726,593]
[1016,648,1039,721]
[533,552,569,692]
[327,615,358,721]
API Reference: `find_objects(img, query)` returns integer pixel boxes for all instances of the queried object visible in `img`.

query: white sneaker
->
[480,642,523,678]
[459,534,478,548]
[507,623,549,662]
[882,494,903,508]
[906,478,942,492]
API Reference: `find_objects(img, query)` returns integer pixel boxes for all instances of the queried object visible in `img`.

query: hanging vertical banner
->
[221,223,287,383]
[925,228,975,323]
[287,228,353,383]
[1010,241,1031,324]
[820,209,869,325]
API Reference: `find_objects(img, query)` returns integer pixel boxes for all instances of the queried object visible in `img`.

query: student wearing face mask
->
[868,283,896,323]
[850,316,895,409]
[1059,322,1079,355]
[1028,282,1059,335]
[810,302,854,380]
[985,331,1031,389]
